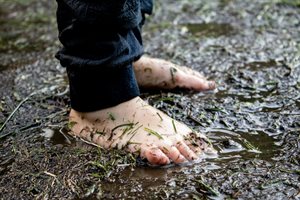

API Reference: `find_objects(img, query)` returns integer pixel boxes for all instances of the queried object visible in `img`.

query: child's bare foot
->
[133,56,216,91]
[69,97,215,165]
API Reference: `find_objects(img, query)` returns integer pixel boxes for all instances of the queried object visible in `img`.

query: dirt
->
[0,0,299,199]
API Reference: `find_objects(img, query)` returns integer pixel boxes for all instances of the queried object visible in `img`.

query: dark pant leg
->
[66,64,139,112]
[55,0,153,112]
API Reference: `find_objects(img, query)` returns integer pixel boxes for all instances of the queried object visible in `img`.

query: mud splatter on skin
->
[143,67,153,73]
[108,112,116,121]
[170,67,178,84]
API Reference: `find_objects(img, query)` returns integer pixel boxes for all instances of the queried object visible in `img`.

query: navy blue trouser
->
[55,0,153,112]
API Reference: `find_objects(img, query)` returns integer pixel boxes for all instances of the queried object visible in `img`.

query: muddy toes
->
[176,141,198,161]
[187,144,203,156]
[177,73,216,91]
[160,144,187,164]
[143,147,170,165]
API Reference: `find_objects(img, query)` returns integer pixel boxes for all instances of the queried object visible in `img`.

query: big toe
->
[178,74,216,91]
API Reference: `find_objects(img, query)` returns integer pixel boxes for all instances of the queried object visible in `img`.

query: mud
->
[0,0,299,199]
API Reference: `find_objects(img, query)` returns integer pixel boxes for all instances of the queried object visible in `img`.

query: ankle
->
[69,97,142,123]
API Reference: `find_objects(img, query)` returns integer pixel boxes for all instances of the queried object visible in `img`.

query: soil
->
[0,0,299,199]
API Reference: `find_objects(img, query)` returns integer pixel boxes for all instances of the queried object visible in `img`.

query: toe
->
[184,139,203,156]
[177,73,216,91]
[142,146,170,165]
[178,65,206,79]
[176,141,198,161]
[160,144,187,164]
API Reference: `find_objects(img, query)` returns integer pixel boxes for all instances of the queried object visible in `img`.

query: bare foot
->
[69,97,215,165]
[133,56,216,91]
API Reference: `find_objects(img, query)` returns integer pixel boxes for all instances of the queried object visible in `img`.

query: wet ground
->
[0,0,300,199]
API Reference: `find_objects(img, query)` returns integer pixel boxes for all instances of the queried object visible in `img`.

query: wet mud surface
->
[0,0,300,199]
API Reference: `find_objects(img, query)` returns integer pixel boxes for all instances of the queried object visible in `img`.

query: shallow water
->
[38,121,282,199]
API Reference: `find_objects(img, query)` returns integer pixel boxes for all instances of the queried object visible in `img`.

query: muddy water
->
[1,0,300,199]
[183,23,236,37]
[39,102,282,199]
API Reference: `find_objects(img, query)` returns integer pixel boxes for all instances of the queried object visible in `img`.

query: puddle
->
[181,23,235,37]
[92,130,278,199]
[245,60,278,71]
[99,164,225,199]
[206,129,280,161]
[41,127,73,145]
[81,128,281,199]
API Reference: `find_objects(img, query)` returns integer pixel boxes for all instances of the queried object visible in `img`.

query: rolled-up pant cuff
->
[67,64,140,112]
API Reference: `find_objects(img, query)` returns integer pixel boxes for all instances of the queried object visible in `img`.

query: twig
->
[117,164,131,167]
[0,122,42,139]
[55,86,69,96]
[44,171,60,186]
[43,171,57,178]
[0,92,35,134]
[80,137,102,148]
[59,127,72,144]
[0,131,16,139]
